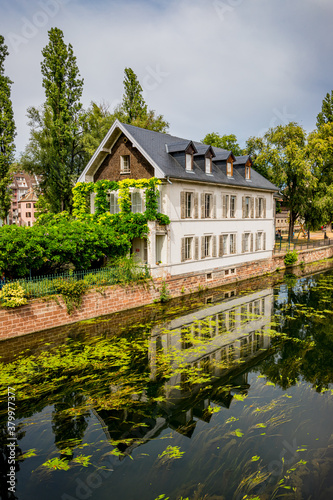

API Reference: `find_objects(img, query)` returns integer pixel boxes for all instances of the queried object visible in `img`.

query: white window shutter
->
[194,193,199,219]
[201,236,205,259]
[181,238,185,262]
[180,192,185,219]
[194,237,199,259]
[219,235,224,257]
[201,193,205,219]
[212,235,217,257]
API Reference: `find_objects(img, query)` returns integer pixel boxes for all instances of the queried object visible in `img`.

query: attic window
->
[227,162,233,177]
[186,153,193,171]
[120,155,130,173]
[245,166,251,180]
[205,157,212,174]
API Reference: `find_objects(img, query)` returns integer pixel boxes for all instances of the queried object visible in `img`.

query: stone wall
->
[1,244,333,341]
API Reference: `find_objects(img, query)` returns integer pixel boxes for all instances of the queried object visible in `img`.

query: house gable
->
[94,132,155,182]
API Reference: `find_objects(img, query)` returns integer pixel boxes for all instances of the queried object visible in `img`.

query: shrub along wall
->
[1,244,333,341]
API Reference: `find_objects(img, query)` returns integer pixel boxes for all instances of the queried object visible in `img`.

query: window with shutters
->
[120,155,130,173]
[185,237,193,260]
[229,233,236,254]
[245,197,250,218]
[205,157,212,174]
[222,194,229,218]
[131,192,142,213]
[110,193,120,214]
[204,235,211,257]
[230,196,236,218]
[204,193,212,218]
[186,153,193,171]
[26,203,31,208]
[185,192,192,218]
[257,197,265,218]
[255,231,266,251]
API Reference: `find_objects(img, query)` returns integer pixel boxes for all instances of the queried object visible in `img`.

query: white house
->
[77,120,278,278]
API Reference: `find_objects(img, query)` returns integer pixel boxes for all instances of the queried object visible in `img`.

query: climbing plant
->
[72,177,167,223]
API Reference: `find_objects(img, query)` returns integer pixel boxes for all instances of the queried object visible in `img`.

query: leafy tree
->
[0,35,16,223]
[115,67,169,132]
[202,132,242,156]
[245,123,315,239]
[82,101,116,157]
[22,28,87,213]
[316,91,333,127]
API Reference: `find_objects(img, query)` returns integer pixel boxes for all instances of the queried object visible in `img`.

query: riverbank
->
[1,244,333,340]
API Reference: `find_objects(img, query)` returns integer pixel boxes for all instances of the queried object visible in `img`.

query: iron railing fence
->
[0,265,150,299]
[274,237,333,254]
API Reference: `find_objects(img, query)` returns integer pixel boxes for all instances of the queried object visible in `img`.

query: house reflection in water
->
[94,288,273,456]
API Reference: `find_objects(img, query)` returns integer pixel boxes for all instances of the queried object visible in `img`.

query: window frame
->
[229,233,236,254]
[204,235,212,258]
[185,153,193,171]
[205,157,212,174]
[245,196,250,218]
[185,192,192,218]
[230,195,236,218]
[131,191,142,213]
[227,162,233,177]
[110,192,120,214]
[120,155,130,174]
[204,193,212,218]
[244,232,250,252]
[184,236,193,260]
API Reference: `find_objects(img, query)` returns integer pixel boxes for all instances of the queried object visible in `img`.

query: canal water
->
[0,270,333,500]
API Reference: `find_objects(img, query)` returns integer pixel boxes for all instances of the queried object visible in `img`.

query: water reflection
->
[94,289,274,457]
[1,273,333,500]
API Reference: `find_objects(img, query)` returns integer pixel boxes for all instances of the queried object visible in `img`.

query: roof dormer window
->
[245,165,251,180]
[227,162,233,177]
[205,157,212,174]
[186,153,193,171]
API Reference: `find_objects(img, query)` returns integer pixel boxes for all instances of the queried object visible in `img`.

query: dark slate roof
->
[234,155,252,166]
[121,122,278,192]
[194,144,214,157]
[166,140,197,154]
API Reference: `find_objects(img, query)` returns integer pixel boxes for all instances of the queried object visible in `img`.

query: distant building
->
[8,172,39,226]
[18,188,39,227]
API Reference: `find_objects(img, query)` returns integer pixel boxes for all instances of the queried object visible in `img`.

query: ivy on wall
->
[72,177,169,226]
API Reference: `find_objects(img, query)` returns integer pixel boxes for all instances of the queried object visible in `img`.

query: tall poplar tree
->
[0,35,15,223]
[316,91,333,128]
[115,68,169,132]
[22,28,86,213]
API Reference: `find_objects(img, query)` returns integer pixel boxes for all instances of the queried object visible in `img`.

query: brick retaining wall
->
[1,245,333,341]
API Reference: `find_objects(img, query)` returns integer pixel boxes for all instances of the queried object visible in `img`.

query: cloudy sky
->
[2,0,333,156]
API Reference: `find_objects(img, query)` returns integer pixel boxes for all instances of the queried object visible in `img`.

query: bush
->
[284,250,298,266]
[0,219,130,278]
[0,283,28,308]
[54,279,88,315]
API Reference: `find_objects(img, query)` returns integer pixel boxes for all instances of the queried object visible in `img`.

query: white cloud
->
[2,0,333,155]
